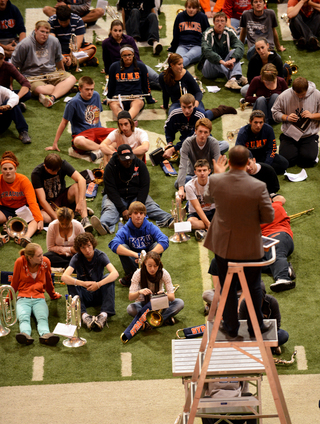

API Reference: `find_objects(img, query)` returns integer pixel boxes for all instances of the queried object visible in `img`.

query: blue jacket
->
[109,217,169,253]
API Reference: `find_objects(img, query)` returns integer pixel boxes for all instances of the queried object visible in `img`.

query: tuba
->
[5,217,28,239]
[63,294,87,348]
[146,285,179,327]
[0,285,17,337]
[170,193,189,243]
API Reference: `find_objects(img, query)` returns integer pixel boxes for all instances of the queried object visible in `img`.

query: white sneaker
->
[153,42,163,55]
[90,150,103,162]
[91,215,109,235]
[225,79,242,90]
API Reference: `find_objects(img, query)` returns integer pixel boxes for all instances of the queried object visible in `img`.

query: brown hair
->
[79,76,94,88]
[140,251,163,304]
[229,146,250,168]
[163,53,183,87]
[194,159,210,170]
[20,243,42,260]
[73,233,97,253]
[195,117,212,132]
[213,11,227,22]
[128,201,147,216]
[56,5,71,21]
[180,93,195,105]
[185,0,200,10]
[44,153,62,172]
[109,19,124,37]
[249,110,265,122]
[0,151,19,167]
[56,207,74,223]
[120,44,140,72]
[260,63,278,81]
[292,77,308,94]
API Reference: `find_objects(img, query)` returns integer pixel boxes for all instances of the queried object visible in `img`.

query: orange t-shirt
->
[260,201,293,239]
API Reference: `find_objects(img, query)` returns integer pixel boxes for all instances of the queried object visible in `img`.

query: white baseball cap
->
[0,46,4,56]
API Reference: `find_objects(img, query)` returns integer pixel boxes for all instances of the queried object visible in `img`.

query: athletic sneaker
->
[288,262,296,280]
[39,93,55,108]
[16,332,34,345]
[195,229,207,241]
[90,149,103,162]
[153,42,163,55]
[272,346,282,355]
[87,207,94,216]
[270,279,296,292]
[39,333,60,346]
[91,215,109,235]
[119,273,133,287]
[19,102,27,112]
[164,317,175,326]
[225,79,241,90]
[237,76,248,86]
[19,131,31,144]
[81,216,93,232]
[82,314,96,329]
[95,313,108,330]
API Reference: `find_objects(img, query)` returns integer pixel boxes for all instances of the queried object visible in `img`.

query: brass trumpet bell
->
[5,217,28,239]
[285,56,298,74]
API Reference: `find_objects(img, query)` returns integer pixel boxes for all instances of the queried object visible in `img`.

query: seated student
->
[236,110,289,175]
[260,195,296,293]
[11,20,76,108]
[245,64,288,125]
[199,12,246,91]
[31,153,92,231]
[246,152,280,195]
[62,233,119,330]
[91,144,173,235]
[109,201,169,287]
[222,0,252,32]
[176,118,228,198]
[107,45,156,119]
[163,93,236,160]
[44,206,84,268]
[185,159,215,241]
[45,76,114,154]
[124,251,184,338]
[43,0,104,25]
[287,0,320,50]
[0,151,43,247]
[239,281,289,355]
[48,5,98,69]
[0,47,31,144]
[168,0,210,67]
[102,19,160,89]
[241,37,285,97]
[0,0,26,59]
[95,110,149,165]
[11,243,61,346]
[118,0,162,55]
[239,0,285,61]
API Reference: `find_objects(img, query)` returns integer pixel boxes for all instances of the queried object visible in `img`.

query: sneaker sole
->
[84,223,93,233]
[39,335,60,346]
[270,281,296,292]
[91,216,108,235]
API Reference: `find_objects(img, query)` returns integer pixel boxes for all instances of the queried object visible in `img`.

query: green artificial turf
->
[1,1,320,387]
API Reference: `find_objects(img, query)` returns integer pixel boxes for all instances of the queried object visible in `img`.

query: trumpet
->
[5,217,28,239]
[0,285,17,337]
[240,98,251,111]
[285,56,298,74]
[138,250,146,268]
[170,193,189,243]
[146,284,179,327]
[156,137,179,161]
[108,93,152,102]
[69,33,81,72]
[226,128,240,143]
[63,294,87,348]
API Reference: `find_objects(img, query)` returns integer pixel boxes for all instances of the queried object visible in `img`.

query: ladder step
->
[198,396,260,408]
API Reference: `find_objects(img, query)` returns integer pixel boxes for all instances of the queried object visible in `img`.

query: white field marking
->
[198,242,212,299]
[121,352,132,377]
[32,356,45,381]
[277,4,294,42]
[295,345,308,370]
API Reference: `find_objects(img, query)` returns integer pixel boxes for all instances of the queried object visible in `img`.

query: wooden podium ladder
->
[180,245,292,424]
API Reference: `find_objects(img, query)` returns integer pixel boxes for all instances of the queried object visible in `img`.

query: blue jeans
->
[201,50,243,80]
[127,298,184,321]
[119,242,158,275]
[16,297,50,336]
[278,328,289,346]
[253,94,279,124]
[262,232,294,282]
[176,45,202,67]
[100,195,172,233]
[68,278,116,316]
[126,9,159,43]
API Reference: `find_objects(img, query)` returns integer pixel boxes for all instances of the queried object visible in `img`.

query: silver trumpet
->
[107,93,151,102]
[63,294,87,348]
[0,285,17,337]
[69,33,81,72]
[170,193,189,243]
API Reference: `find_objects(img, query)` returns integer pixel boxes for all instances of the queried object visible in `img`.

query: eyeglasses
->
[121,54,133,58]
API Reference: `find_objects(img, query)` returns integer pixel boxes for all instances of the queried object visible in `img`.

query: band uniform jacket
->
[203,169,274,260]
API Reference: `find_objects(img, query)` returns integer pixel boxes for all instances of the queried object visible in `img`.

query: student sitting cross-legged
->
[108,201,169,287]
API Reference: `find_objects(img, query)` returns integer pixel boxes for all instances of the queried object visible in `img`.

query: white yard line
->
[31,356,44,381]
[295,345,308,370]
[121,352,132,377]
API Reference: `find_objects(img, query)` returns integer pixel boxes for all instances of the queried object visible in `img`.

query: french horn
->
[63,294,87,348]
[285,56,298,74]
[146,285,179,327]
[0,285,17,337]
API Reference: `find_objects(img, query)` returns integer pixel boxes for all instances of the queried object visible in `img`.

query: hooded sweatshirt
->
[271,81,320,138]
